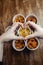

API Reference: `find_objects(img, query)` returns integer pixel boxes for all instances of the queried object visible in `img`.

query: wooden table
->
[0,0,43,65]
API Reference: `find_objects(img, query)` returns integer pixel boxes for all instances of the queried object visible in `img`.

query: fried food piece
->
[27,38,38,49]
[15,40,25,49]
[14,16,24,23]
[26,16,37,23]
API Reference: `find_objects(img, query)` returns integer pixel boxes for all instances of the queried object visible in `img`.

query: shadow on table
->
[11,46,32,55]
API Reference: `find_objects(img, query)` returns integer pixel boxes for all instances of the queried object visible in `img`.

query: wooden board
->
[0,0,43,65]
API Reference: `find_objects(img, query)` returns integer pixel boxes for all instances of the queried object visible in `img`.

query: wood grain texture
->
[0,0,43,65]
